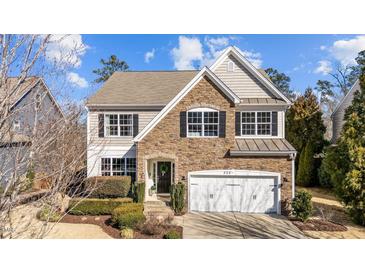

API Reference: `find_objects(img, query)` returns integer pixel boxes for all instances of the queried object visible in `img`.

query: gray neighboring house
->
[331,80,360,142]
[0,77,64,185]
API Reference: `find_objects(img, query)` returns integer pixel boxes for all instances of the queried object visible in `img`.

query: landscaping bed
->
[134,224,183,239]
[291,218,348,232]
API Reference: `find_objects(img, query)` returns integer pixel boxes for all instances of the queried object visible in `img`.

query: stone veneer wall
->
[137,76,293,211]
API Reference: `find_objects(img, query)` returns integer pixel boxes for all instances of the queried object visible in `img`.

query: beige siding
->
[332,81,360,142]
[88,110,159,147]
[214,55,275,99]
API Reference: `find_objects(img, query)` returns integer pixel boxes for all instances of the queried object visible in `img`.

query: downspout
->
[291,152,297,199]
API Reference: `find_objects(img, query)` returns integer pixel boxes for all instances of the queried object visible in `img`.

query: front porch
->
[144,157,176,202]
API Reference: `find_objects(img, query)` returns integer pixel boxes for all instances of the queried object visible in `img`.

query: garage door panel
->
[189,173,279,214]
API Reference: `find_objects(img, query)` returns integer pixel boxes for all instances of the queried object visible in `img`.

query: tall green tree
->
[335,71,365,225]
[296,142,316,187]
[264,68,294,100]
[286,88,326,181]
[93,55,129,83]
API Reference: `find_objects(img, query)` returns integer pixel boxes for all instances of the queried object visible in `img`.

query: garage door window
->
[187,108,219,137]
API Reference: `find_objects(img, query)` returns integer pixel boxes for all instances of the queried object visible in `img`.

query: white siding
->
[214,55,275,99]
[87,110,159,176]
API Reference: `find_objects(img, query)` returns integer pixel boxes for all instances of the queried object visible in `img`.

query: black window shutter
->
[133,114,139,137]
[219,111,226,138]
[98,114,104,138]
[180,112,187,137]
[235,112,241,136]
[272,111,278,136]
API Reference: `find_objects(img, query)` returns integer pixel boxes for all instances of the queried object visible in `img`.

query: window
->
[13,120,21,131]
[241,112,271,136]
[101,157,136,182]
[227,61,234,72]
[105,114,133,137]
[187,109,219,137]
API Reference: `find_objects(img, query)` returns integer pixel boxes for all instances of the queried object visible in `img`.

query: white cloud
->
[329,35,365,66]
[320,45,327,51]
[144,48,155,63]
[171,36,262,70]
[171,36,203,70]
[45,35,88,68]
[314,60,332,75]
[67,72,88,88]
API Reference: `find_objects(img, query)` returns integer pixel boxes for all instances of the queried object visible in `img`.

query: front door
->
[157,161,171,193]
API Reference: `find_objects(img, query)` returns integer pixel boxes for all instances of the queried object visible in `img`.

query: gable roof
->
[134,67,240,142]
[0,76,64,116]
[331,79,360,117]
[210,46,291,104]
[86,71,199,107]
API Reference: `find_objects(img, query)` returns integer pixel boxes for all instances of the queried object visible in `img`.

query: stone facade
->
[137,76,293,210]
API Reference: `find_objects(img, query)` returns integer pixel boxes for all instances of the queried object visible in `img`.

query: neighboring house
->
[86,46,296,215]
[0,77,64,184]
[331,80,360,142]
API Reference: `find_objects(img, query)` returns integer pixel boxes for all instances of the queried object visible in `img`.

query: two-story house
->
[86,46,296,215]
[0,77,64,185]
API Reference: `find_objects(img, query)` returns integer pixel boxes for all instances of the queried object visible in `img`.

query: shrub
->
[170,183,185,214]
[164,230,181,239]
[292,190,313,222]
[296,142,316,187]
[38,205,62,222]
[135,182,145,203]
[111,203,145,229]
[137,217,164,235]
[68,198,133,215]
[85,176,131,198]
[120,228,134,239]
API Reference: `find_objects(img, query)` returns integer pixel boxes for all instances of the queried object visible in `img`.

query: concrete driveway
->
[174,212,306,239]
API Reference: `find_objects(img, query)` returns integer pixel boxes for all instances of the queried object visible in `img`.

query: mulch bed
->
[60,214,183,239]
[291,218,348,232]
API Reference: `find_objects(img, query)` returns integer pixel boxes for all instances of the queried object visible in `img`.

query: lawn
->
[296,186,365,239]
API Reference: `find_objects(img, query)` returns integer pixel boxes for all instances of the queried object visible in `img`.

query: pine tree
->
[336,70,365,225]
[92,55,129,83]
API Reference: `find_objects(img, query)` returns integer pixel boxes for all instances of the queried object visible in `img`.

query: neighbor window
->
[101,157,136,182]
[187,108,219,137]
[13,120,21,131]
[105,114,133,137]
[241,112,271,136]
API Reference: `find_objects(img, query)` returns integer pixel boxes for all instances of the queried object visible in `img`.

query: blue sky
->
[61,34,365,101]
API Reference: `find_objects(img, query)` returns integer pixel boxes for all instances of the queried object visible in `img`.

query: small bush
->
[137,218,164,235]
[38,205,62,222]
[170,183,185,214]
[111,203,145,229]
[120,228,134,239]
[163,230,181,239]
[86,176,131,198]
[135,182,145,203]
[68,198,133,215]
[292,190,313,222]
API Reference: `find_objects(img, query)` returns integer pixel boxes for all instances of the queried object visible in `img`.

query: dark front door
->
[157,161,171,193]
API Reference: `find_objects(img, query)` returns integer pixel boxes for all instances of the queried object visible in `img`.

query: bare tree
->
[0,35,101,238]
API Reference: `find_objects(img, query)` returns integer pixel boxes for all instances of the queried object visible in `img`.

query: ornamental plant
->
[291,190,312,222]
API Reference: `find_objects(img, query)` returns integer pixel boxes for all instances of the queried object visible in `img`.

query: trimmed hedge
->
[111,203,145,229]
[292,190,313,222]
[86,176,131,198]
[68,198,133,215]
[135,182,145,203]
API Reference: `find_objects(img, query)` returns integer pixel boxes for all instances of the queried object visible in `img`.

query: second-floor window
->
[241,111,271,136]
[187,108,219,137]
[105,114,133,137]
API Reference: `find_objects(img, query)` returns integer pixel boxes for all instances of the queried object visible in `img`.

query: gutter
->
[230,150,297,156]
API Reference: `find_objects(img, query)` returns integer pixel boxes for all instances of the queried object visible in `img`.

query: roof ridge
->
[113,70,198,73]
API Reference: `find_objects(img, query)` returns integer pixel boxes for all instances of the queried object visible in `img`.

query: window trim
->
[227,60,234,72]
[240,111,272,137]
[100,157,136,180]
[104,113,134,137]
[186,108,219,138]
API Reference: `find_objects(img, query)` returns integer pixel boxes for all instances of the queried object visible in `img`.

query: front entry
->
[157,161,171,193]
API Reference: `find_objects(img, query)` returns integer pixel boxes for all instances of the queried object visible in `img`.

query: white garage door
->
[189,170,280,214]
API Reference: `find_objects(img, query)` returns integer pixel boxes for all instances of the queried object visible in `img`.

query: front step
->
[144,201,174,221]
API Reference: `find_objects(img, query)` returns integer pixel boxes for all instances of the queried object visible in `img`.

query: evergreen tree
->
[335,69,365,225]
[296,142,316,186]
[93,55,129,83]
[264,68,294,100]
